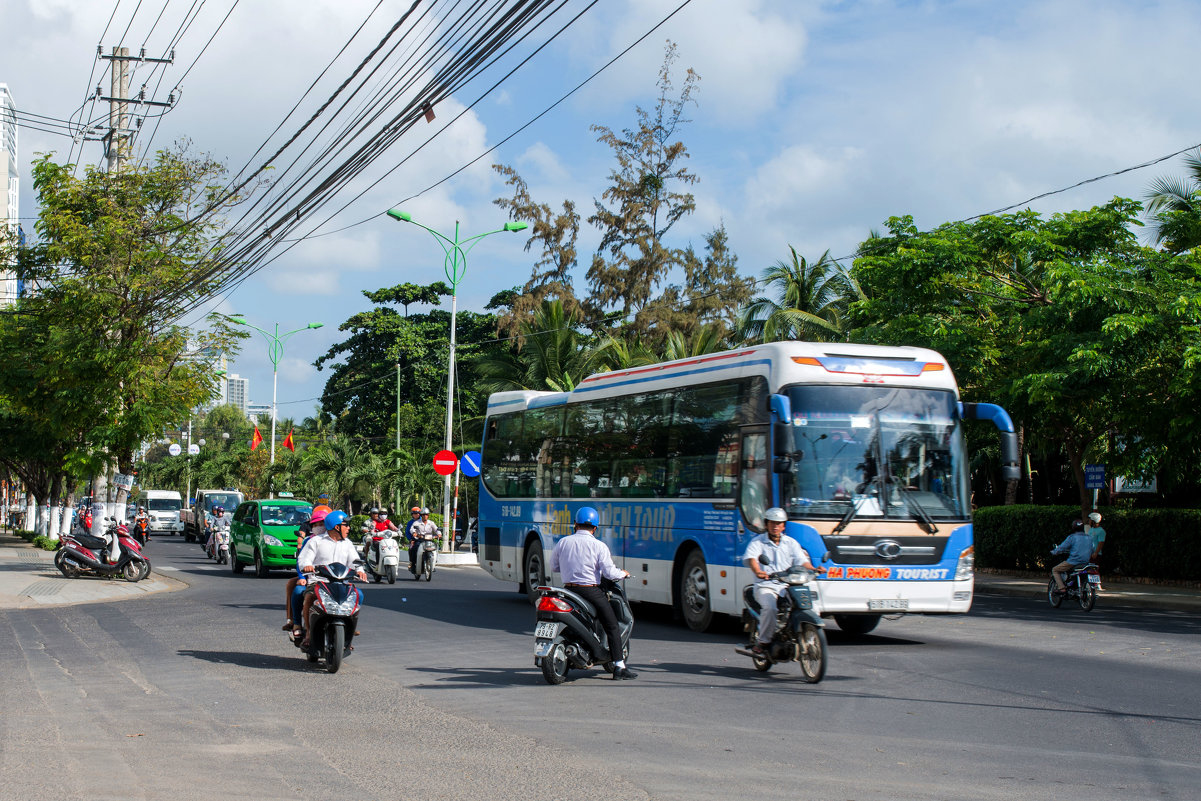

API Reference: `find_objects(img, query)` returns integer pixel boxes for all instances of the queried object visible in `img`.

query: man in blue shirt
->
[1050,519,1094,594]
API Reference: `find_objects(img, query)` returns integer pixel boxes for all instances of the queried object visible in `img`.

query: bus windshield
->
[782,385,969,521]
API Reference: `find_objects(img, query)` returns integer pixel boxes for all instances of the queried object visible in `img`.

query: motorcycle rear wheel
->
[1079,582,1096,612]
[54,549,78,578]
[798,624,827,683]
[752,652,772,673]
[1047,579,1064,608]
[541,642,569,685]
[327,626,345,674]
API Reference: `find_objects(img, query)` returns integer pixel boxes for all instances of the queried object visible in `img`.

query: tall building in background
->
[225,373,249,415]
[0,82,18,308]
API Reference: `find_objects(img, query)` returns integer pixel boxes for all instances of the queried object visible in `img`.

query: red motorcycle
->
[56,517,151,582]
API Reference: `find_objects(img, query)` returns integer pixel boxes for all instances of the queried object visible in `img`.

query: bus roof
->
[485,341,958,415]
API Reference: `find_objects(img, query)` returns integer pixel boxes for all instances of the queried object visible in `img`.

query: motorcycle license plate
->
[534,621,559,639]
[868,599,909,610]
[534,639,555,657]
[1087,575,1101,584]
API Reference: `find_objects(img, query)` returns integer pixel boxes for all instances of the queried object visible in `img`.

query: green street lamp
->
[386,208,527,549]
[226,316,323,490]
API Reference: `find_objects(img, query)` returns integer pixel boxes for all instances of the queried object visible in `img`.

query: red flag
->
[251,426,263,451]
[283,429,295,452]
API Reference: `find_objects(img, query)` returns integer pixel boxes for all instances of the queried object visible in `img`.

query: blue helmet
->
[574,506,599,528]
[324,510,348,529]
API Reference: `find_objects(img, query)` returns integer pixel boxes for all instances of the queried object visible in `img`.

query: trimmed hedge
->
[974,505,1201,582]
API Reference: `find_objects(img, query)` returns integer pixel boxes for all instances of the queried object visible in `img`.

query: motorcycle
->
[56,517,152,582]
[735,561,827,683]
[411,537,438,581]
[132,517,149,547]
[210,526,231,565]
[289,562,361,673]
[533,576,633,685]
[362,528,400,584]
[1048,562,1100,611]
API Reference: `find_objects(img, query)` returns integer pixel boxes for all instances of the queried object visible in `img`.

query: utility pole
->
[98,46,175,172]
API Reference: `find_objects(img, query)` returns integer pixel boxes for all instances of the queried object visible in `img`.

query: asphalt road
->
[2,536,1198,801]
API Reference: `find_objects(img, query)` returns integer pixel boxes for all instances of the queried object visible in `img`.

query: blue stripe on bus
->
[573,359,774,394]
[488,398,527,409]
[527,394,568,409]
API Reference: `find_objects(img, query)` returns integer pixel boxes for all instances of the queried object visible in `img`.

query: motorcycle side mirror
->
[822,551,831,563]
[758,554,770,566]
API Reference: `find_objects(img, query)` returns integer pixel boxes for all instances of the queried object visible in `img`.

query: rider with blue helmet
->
[549,506,637,680]
[295,509,366,646]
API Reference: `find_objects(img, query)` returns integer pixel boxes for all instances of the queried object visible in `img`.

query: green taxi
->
[230,499,313,577]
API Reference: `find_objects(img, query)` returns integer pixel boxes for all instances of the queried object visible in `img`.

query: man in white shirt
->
[550,506,636,680]
[744,507,824,656]
[297,510,367,646]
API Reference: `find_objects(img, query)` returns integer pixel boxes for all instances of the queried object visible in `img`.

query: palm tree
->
[662,322,728,360]
[1145,148,1201,253]
[737,247,858,343]
[475,299,593,393]
[305,434,366,512]
[590,333,658,372]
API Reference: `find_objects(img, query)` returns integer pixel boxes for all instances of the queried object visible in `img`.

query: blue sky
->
[4,0,1201,429]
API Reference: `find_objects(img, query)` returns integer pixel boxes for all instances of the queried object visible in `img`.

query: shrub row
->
[973,505,1201,582]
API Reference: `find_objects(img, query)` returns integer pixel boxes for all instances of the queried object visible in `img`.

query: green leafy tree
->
[848,199,1201,512]
[0,145,248,513]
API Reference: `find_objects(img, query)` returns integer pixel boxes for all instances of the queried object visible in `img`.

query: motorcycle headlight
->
[263,534,283,546]
[955,546,975,581]
[315,583,360,616]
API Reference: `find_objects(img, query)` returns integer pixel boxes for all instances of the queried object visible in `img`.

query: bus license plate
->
[535,621,558,638]
[868,599,909,610]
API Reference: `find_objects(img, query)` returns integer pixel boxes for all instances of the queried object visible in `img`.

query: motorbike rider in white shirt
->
[744,507,825,656]
[407,507,439,573]
[296,510,367,647]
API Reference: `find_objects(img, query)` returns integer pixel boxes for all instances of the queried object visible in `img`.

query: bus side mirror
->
[773,456,793,473]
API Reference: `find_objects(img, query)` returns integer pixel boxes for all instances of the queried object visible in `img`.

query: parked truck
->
[182,488,245,542]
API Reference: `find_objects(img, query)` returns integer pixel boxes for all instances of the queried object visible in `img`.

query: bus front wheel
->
[679,550,713,632]
[833,614,881,636]
[523,542,545,603]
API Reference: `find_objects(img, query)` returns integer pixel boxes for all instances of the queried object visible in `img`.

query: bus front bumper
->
[813,578,974,615]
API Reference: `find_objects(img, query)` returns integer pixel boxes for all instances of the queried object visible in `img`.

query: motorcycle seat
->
[551,587,597,617]
[74,533,109,550]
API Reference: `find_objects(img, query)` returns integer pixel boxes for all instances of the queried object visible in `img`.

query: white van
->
[137,489,184,535]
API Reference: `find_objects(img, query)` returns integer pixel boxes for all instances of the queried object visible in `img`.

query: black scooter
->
[735,556,828,683]
[290,562,361,674]
[533,577,632,684]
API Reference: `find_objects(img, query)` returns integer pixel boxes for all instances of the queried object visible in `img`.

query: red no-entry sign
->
[433,449,458,476]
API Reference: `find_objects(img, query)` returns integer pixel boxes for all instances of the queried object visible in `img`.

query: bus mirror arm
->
[773,456,793,474]
[960,402,1021,482]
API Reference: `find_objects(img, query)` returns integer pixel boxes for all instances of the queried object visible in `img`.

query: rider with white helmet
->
[743,507,825,656]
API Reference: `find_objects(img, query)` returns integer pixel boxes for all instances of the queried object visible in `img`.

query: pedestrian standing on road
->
[550,506,637,680]
[1086,511,1107,589]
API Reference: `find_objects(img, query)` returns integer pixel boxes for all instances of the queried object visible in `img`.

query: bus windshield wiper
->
[831,496,861,535]
[894,484,939,534]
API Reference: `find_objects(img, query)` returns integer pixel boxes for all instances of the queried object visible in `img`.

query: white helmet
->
[1088,512,1102,524]
[764,507,788,523]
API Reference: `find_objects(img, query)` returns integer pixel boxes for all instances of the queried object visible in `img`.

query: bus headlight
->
[955,545,974,581]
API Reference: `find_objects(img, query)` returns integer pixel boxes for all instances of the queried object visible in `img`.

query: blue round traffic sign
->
[460,450,482,478]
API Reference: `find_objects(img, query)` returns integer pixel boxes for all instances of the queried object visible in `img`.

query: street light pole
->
[386,209,527,550]
[227,317,324,498]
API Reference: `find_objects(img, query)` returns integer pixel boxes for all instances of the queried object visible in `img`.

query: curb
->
[0,545,189,610]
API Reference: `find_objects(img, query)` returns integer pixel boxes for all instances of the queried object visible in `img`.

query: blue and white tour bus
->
[477,341,1019,634]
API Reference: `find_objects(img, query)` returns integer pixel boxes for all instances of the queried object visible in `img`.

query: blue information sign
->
[1084,464,1106,490]
[460,450,482,478]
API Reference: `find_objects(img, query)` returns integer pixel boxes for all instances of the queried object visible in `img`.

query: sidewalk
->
[0,532,186,610]
[973,570,1201,611]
